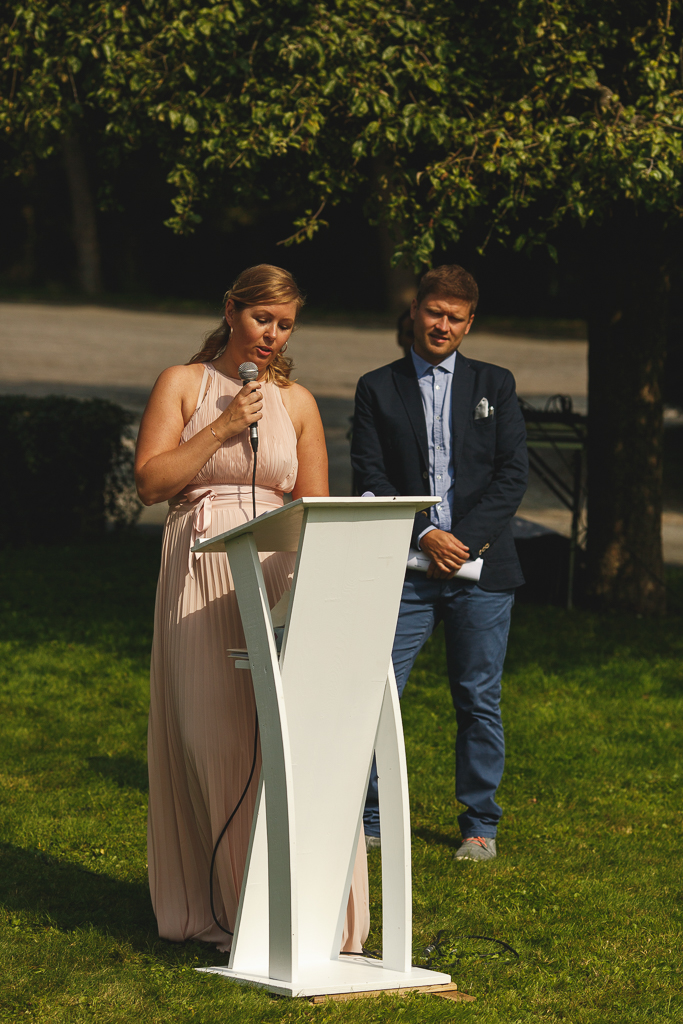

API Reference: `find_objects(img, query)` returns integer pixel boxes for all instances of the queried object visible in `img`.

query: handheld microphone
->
[238,362,259,453]
[238,361,259,520]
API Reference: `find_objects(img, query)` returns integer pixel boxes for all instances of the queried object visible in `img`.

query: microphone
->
[238,362,259,452]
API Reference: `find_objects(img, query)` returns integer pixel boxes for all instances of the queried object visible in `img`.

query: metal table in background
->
[520,397,588,609]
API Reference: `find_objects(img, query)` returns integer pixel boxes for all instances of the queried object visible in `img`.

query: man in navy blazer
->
[351,265,528,861]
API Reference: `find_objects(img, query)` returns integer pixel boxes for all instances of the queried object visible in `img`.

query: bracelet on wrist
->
[210,426,221,443]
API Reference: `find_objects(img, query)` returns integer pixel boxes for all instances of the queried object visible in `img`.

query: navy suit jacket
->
[350,352,529,591]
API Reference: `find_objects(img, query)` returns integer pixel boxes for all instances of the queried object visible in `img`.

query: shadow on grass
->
[503,571,683,680]
[0,534,161,660]
[403,572,683,698]
[0,843,224,966]
[2,536,681,682]
[658,669,683,697]
[0,841,153,935]
[412,827,461,850]
[87,755,149,791]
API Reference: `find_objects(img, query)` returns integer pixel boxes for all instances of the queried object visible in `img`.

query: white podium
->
[191,497,450,998]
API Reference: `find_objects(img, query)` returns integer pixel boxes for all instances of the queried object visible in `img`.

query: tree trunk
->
[378,223,417,316]
[63,132,102,296]
[372,157,417,316]
[585,215,668,614]
[9,204,36,284]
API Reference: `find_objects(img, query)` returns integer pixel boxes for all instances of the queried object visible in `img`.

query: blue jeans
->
[364,573,514,840]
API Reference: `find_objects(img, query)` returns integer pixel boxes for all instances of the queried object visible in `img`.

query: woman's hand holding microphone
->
[210,382,263,444]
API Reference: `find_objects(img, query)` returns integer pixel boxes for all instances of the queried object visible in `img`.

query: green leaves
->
[2,0,683,262]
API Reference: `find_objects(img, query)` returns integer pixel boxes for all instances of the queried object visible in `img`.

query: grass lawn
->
[1,534,682,1022]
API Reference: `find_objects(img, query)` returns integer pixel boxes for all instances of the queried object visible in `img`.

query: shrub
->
[0,396,141,542]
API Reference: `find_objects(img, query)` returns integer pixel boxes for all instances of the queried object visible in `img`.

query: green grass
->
[1,536,682,1022]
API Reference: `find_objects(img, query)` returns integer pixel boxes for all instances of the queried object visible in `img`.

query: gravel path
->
[2,301,679,565]
[0,301,587,402]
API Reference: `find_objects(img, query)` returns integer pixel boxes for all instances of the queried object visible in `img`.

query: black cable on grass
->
[359,933,520,968]
[459,934,520,960]
[360,948,383,960]
[420,930,520,968]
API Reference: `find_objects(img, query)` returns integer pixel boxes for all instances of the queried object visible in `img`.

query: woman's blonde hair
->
[188,264,305,387]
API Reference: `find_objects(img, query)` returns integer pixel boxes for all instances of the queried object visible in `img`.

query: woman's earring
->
[281,342,288,353]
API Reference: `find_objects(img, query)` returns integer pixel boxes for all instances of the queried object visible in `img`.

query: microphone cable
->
[209,710,260,936]
[251,436,257,520]
[208,393,260,936]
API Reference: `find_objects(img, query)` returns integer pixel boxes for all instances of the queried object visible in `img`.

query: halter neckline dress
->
[147,363,369,952]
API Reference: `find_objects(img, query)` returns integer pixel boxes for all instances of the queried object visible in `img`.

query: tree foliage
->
[3,1,683,264]
[2,1,682,612]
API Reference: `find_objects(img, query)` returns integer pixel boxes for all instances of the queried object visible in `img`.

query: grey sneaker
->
[365,835,381,852]
[455,836,497,861]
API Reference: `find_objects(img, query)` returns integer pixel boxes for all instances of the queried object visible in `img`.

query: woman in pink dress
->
[135,265,369,953]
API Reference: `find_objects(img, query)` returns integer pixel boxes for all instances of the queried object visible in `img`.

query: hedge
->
[0,396,141,542]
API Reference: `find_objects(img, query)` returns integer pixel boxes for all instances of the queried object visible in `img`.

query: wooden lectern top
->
[191,495,439,554]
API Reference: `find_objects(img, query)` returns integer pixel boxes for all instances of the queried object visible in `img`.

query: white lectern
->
[191,497,451,998]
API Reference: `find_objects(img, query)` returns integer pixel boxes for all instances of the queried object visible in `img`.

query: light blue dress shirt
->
[410,346,456,546]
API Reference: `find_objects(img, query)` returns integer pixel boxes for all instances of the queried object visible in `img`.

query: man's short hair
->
[416,264,479,314]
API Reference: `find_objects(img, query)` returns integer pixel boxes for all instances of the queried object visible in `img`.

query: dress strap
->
[195,364,214,413]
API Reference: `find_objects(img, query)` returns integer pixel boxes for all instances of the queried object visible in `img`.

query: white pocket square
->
[474,397,493,420]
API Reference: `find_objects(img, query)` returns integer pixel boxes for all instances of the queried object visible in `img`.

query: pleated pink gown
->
[147,363,369,953]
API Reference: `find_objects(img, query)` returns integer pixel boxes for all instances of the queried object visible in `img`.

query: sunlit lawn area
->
[1,535,682,1022]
